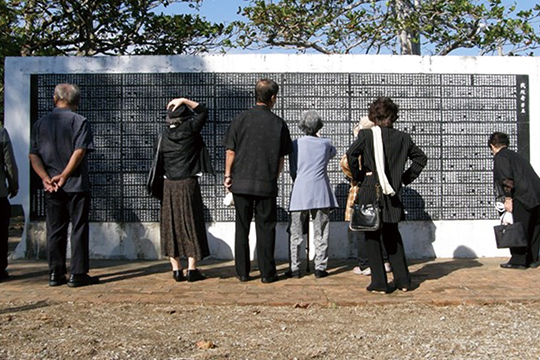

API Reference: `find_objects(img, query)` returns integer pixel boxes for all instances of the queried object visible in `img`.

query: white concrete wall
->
[6,54,540,260]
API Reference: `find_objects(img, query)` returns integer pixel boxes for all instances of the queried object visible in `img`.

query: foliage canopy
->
[233,0,540,56]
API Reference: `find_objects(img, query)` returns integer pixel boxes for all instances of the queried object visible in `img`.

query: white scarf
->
[372,126,395,196]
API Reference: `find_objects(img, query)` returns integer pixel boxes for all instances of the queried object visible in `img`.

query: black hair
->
[255,79,279,105]
[368,97,399,127]
[488,132,510,148]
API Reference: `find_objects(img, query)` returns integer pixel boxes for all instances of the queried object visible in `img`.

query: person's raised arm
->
[167,98,208,132]
[167,97,199,111]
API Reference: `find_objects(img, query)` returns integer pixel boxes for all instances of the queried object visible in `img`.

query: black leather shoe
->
[236,275,251,282]
[284,270,301,278]
[49,273,67,287]
[187,269,206,282]
[528,261,540,269]
[67,274,100,288]
[314,270,329,278]
[173,270,185,282]
[261,275,279,284]
[500,262,527,270]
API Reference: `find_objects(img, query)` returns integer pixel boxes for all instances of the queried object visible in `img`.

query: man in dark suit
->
[223,78,293,284]
[347,97,427,293]
[29,83,99,287]
[489,132,540,269]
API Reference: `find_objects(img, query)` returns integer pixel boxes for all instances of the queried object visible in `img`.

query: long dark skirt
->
[160,177,210,260]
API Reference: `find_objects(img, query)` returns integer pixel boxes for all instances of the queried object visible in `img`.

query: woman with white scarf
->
[346,97,427,294]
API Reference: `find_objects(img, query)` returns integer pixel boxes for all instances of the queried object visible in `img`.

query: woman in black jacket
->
[490,132,540,269]
[347,97,427,293]
[159,97,214,282]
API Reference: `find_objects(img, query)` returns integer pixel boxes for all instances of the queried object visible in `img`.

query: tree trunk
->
[395,0,421,55]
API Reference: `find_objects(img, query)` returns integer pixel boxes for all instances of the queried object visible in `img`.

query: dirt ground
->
[4,216,540,359]
[1,301,540,359]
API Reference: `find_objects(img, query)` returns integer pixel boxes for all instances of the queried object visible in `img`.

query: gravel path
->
[1,301,539,359]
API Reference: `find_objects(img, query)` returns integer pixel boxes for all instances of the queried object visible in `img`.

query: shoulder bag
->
[349,127,390,232]
[349,180,381,232]
[147,133,164,199]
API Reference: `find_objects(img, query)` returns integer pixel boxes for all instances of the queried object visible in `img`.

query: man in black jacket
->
[490,132,540,269]
[0,124,18,281]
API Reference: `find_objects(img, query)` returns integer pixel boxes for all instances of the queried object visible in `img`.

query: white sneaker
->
[353,266,371,276]
[384,262,392,273]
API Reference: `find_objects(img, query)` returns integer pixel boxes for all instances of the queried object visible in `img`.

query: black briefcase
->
[493,222,527,248]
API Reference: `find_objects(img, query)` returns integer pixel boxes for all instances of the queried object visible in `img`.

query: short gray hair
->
[299,110,323,135]
[54,83,80,106]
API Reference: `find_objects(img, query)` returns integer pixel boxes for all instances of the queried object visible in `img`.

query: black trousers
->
[233,194,277,279]
[509,200,540,266]
[348,228,388,269]
[365,222,411,290]
[0,197,10,271]
[45,191,90,276]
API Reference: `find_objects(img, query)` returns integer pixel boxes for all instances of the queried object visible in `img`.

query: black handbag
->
[349,202,381,231]
[146,133,164,199]
[349,182,381,232]
[493,222,527,248]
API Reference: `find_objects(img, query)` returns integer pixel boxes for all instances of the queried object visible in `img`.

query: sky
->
[156,0,247,24]
[154,0,536,56]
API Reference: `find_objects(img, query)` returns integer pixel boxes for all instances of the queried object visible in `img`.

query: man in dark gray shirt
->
[223,79,293,283]
[0,123,18,281]
[29,83,99,287]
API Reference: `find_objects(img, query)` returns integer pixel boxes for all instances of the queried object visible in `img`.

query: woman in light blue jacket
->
[287,110,338,278]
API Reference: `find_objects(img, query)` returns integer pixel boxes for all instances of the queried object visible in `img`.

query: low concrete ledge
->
[13,220,508,261]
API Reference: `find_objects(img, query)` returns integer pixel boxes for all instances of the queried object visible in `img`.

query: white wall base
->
[12,220,508,260]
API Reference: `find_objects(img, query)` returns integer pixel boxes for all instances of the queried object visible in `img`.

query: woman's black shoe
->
[187,269,206,282]
[366,283,396,294]
[500,263,527,270]
[173,270,186,282]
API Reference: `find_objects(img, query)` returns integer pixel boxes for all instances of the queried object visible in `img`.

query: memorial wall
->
[5,55,539,260]
[29,72,529,224]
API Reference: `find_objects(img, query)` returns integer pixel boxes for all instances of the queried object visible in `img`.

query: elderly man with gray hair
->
[286,110,338,278]
[29,83,99,288]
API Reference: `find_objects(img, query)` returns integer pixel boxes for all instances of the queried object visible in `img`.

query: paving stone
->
[0,258,539,307]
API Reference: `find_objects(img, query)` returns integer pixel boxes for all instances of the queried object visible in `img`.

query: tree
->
[11,0,228,56]
[0,0,22,124]
[0,0,231,124]
[233,0,540,56]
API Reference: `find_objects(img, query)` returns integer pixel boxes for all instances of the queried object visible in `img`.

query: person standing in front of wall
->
[287,110,338,279]
[223,78,293,284]
[0,123,19,281]
[490,132,540,269]
[347,97,427,294]
[29,83,99,288]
